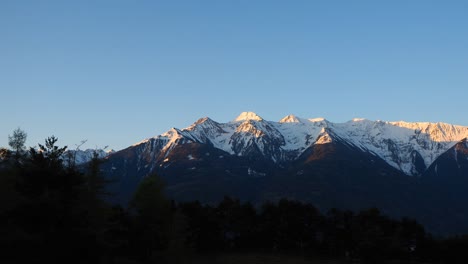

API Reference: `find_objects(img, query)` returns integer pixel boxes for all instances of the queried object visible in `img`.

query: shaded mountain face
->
[416,140,468,234]
[100,112,468,234]
[423,139,468,181]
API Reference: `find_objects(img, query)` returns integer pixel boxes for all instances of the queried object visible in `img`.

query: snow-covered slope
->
[64,148,114,165]
[133,112,468,176]
[329,119,468,175]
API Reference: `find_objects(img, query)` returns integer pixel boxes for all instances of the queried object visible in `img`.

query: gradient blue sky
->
[2,0,467,150]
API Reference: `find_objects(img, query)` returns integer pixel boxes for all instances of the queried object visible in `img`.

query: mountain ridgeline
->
[101,112,468,235]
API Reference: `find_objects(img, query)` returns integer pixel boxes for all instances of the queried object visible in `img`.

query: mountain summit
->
[234,111,263,122]
[279,114,301,123]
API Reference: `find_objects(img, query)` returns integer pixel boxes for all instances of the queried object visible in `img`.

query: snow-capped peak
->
[187,117,217,130]
[106,149,116,154]
[351,118,368,122]
[309,117,327,123]
[234,112,263,122]
[194,117,212,125]
[279,114,301,123]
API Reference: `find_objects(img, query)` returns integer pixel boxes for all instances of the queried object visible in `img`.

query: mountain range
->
[99,112,468,235]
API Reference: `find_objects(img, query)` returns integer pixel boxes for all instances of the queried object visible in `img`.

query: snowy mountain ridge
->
[133,112,468,176]
[64,148,114,165]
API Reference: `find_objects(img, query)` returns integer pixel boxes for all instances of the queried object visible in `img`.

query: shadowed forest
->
[2,132,468,264]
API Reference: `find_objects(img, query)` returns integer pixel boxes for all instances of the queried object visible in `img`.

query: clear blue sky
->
[2,0,467,151]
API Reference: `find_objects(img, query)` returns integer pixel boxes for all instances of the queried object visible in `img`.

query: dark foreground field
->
[114,252,346,264]
[114,252,434,264]
[182,253,343,264]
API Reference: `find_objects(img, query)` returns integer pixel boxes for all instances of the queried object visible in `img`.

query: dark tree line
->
[178,198,430,263]
[1,132,468,263]
[0,136,115,263]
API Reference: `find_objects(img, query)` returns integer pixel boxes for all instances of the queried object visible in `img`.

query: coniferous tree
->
[130,173,173,260]
[3,136,112,263]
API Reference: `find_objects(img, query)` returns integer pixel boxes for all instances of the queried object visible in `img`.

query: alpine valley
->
[100,112,468,235]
